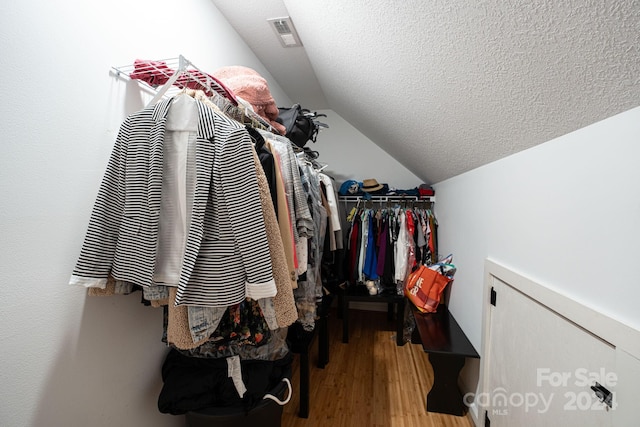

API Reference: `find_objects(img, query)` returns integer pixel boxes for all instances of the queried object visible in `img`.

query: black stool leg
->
[342,298,349,343]
[299,351,309,418]
[396,298,406,346]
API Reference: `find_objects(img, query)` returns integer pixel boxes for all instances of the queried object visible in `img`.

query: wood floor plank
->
[281,308,475,427]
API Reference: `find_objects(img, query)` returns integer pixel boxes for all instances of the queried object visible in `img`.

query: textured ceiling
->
[211,0,640,184]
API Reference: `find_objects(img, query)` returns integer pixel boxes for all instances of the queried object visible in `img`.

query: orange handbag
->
[404,264,451,313]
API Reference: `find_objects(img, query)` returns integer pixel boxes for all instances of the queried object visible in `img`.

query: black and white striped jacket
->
[70,97,276,307]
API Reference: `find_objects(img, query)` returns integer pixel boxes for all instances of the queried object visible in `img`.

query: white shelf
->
[338,194,435,203]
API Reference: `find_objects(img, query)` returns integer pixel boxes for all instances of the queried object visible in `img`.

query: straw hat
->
[361,178,383,192]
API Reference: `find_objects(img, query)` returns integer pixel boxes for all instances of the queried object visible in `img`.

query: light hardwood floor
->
[281,308,475,427]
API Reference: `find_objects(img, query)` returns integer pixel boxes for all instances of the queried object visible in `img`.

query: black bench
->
[410,302,479,416]
[339,285,405,346]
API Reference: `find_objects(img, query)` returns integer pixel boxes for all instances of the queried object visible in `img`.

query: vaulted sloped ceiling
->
[211,0,640,184]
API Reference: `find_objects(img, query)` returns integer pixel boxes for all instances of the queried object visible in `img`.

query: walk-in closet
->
[2,1,639,427]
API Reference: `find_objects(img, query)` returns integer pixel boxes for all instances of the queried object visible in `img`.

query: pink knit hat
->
[212,66,286,135]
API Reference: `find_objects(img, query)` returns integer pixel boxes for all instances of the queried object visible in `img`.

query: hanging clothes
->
[343,203,438,291]
[362,210,379,280]
[77,80,335,383]
[260,132,314,277]
[347,212,361,284]
[357,209,369,283]
[254,130,337,331]
[250,149,299,329]
[294,161,328,330]
[318,173,342,250]
[247,126,278,217]
[69,95,276,308]
[86,61,349,417]
[404,209,417,281]
[394,209,409,284]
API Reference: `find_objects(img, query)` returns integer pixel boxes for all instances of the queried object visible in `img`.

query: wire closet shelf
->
[111,55,273,131]
[338,194,436,205]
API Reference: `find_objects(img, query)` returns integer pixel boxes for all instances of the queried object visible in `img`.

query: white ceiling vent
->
[267,16,303,47]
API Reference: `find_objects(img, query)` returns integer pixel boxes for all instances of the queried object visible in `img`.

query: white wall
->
[314,109,423,189]
[0,1,291,426]
[433,106,640,408]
